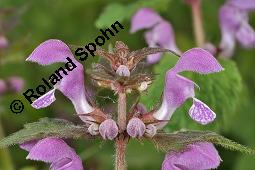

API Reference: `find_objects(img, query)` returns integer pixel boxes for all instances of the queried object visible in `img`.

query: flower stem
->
[115,135,128,170]
[190,0,205,47]
[115,92,127,170]
[117,92,126,133]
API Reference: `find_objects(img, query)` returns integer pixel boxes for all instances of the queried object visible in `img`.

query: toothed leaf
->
[0,117,92,148]
[151,130,255,154]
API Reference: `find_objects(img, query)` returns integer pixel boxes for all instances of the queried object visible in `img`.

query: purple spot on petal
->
[189,98,216,125]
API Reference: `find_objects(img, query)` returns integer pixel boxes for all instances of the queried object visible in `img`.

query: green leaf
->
[95,3,127,29]
[151,130,255,154]
[95,0,171,28]
[0,117,91,148]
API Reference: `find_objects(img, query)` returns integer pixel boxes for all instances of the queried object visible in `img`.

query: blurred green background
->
[0,0,254,169]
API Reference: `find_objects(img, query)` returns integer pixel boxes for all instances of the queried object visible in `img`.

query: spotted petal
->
[189,98,216,125]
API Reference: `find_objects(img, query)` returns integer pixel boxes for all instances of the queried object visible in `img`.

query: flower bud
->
[116,65,130,77]
[99,119,118,140]
[127,118,146,138]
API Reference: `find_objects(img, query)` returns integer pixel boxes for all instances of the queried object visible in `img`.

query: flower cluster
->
[131,0,255,60]
[18,39,224,169]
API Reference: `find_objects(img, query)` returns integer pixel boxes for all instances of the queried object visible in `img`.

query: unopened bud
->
[127,118,146,138]
[99,119,118,140]
[116,65,130,77]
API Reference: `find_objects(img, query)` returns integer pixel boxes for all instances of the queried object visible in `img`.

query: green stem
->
[0,117,15,170]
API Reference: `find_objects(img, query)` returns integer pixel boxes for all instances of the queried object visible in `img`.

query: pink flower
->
[162,142,221,170]
[131,8,180,64]
[219,0,255,57]
[20,138,83,170]
[26,39,118,138]
[7,76,24,92]
[0,76,24,95]
[0,79,7,95]
[153,48,223,128]
[0,35,9,49]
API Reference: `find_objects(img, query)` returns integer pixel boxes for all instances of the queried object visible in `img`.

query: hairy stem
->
[117,92,126,132]
[191,0,205,47]
[115,135,128,170]
[115,92,127,170]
